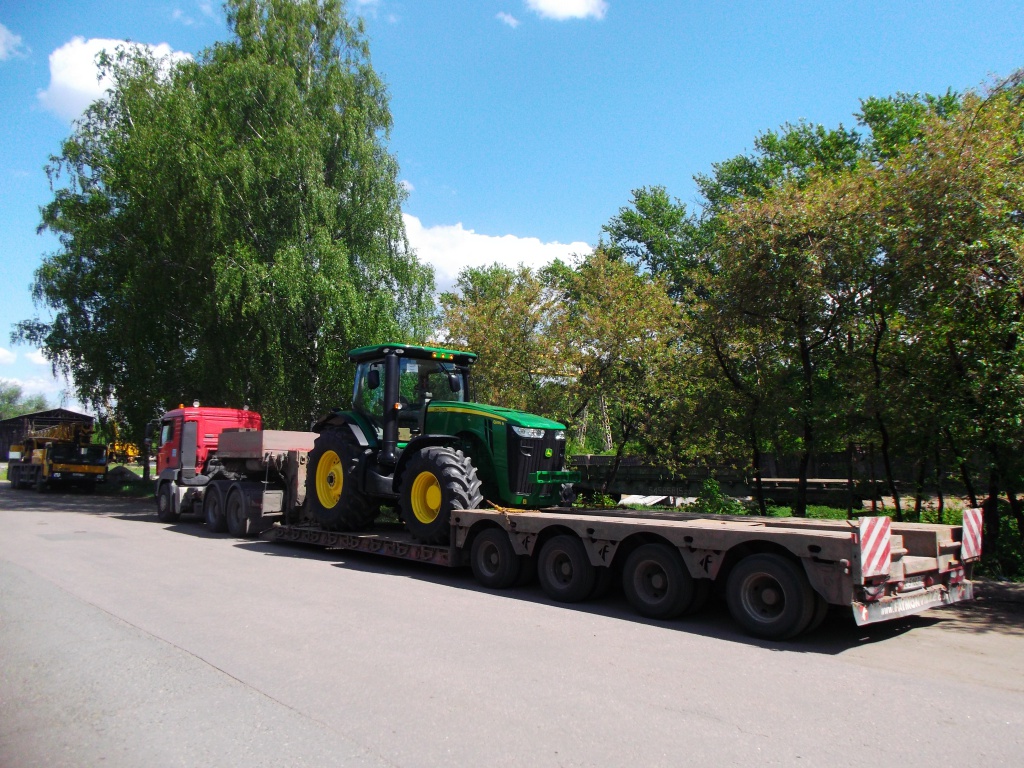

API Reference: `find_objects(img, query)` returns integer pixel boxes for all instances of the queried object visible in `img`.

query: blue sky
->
[1,0,1022,407]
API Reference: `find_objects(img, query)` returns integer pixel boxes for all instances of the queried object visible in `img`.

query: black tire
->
[589,566,615,600]
[156,483,179,523]
[226,487,253,538]
[204,485,227,533]
[805,592,830,635]
[537,534,597,603]
[306,429,378,531]
[470,527,522,589]
[622,543,695,619]
[398,446,482,545]
[726,553,816,640]
[687,579,713,616]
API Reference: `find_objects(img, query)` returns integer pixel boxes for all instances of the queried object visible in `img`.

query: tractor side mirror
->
[367,369,381,390]
[448,373,461,393]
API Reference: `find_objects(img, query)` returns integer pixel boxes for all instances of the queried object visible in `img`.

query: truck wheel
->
[34,473,46,493]
[537,534,597,603]
[726,553,815,640]
[306,429,377,531]
[204,486,227,533]
[226,488,253,538]
[471,527,522,589]
[622,543,695,619]
[156,483,179,523]
[398,447,482,545]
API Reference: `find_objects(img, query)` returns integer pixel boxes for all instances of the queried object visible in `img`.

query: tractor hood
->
[427,401,565,430]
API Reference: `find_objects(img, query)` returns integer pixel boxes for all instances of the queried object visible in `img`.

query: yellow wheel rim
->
[411,470,442,524]
[315,449,343,508]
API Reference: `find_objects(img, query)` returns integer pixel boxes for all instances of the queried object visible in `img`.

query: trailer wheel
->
[226,487,253,538]
[470,528,522,589]
[398,447,482,545]
[307,429,378,531]
[805,592,830,634]
[203,485,227,533]
[623,543,695,619]
[537,534,597,603]
[156,483,179,523]
[726,553,815,640]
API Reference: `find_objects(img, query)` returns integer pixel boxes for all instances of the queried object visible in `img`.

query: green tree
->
[15,0,433,451]
[439,263,563,415]
[0,381,49,421]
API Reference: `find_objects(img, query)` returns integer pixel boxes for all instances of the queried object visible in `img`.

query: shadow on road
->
[6,484,1022,649]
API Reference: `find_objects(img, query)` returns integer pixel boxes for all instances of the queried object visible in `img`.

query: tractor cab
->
[350,345,474,449]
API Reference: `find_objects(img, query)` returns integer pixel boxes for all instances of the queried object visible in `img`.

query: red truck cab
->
[156,406,262,477]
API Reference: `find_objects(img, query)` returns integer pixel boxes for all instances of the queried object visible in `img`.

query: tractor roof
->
[348,343,478,365]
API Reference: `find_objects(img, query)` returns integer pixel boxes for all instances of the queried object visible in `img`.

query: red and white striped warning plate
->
[859,516,892,580]
[961,507,983,562]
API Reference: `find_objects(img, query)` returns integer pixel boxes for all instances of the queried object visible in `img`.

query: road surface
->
[1,485,1022,766]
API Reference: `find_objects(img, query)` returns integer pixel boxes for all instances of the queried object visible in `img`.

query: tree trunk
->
[934,442,944,525]
[943,428,977,508]
[876,413,902,521]
[846,441,855,520]
[913,457,927,523]
[982,465,1001,557]
[750,423,766,516]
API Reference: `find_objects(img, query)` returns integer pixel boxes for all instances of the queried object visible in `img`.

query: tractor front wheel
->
[398,447,482,544]
[306,429,377,531]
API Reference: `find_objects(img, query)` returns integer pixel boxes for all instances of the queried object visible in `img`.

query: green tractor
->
[307,343,578,543]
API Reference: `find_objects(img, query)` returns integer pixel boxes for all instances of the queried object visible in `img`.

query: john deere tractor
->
[307,344,577,543]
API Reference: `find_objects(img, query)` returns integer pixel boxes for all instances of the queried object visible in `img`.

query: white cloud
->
[400,179,414,193]
[38,37,192,121]
[172,8,196,26]
[526,0,608,20]
[0,347,15,364]
[27,349,49,366]
[404,214,592,294]
[0,22,28,60]
[199,2,216,18]
[497,12,521,28]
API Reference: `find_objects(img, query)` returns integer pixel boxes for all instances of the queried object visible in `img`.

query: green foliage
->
[690,478,747,515]
[16,0,432,442]
[0,381,49,420]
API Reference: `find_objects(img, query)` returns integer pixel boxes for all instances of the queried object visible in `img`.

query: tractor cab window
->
[395,358,466,441]
[353,361,387,425]
[399,359,466,409]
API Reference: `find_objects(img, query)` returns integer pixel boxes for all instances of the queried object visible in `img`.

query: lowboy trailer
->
[159,424,981,641]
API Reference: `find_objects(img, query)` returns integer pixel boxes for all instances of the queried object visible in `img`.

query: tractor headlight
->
[554,430,566,441]
[511,426,545,439]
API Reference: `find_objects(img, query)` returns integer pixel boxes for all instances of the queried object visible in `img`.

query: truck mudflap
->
[853,580,974,626]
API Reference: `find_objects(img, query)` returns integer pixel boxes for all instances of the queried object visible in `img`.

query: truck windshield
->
[49,444,106,464]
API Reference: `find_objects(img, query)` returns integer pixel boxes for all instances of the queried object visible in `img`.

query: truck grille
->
[507,428,565,496]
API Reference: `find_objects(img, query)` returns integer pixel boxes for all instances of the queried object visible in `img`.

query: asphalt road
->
[1,485,1022,767]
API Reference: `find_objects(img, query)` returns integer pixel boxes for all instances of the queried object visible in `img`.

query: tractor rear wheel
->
[398,447,482,545]
[306,429,377,531]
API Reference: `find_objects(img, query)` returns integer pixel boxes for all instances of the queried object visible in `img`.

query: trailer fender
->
[802,559,852,606]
